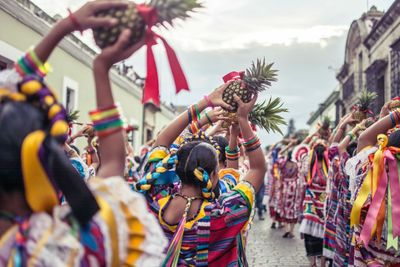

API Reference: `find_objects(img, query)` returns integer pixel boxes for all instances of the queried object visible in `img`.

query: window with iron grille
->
[391,39,400,97]
[343,74,354,102]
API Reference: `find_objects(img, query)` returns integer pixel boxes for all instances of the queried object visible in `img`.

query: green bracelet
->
[205,112,213,125]
[194,104,201,120]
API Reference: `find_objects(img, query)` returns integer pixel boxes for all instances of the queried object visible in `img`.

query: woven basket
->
[353,111,367,122]
[389,100,400,111]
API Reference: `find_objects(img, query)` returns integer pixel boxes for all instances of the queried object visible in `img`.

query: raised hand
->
[69,0,128,32]
[233,93,257,120]
[208,82,234,110]
[95,29,144,69]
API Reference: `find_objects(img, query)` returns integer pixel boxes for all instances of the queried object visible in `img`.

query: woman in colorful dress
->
[0,3,166,265]
[299,141,329,267]
[136,92,266,266]
[279,151,299,238]
[268,147,283,229]
[347,109,400,267]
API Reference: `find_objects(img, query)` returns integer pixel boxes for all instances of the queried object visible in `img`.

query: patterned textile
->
[299,167,327,240]
[0,177,167,267]
[139,147,255,266]
[323,145,340,259]
[278,160,299,223]
[347,147,400,267]
[333,152,352,267]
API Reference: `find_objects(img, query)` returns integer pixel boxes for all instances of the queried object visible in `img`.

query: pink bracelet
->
[243,135,256,143]
[204,95,214,108]
[67,8,83,34]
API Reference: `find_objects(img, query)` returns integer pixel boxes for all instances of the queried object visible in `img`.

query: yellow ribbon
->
[350,134,388,228]
[21,131,58,213]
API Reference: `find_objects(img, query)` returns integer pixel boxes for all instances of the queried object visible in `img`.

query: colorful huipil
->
[299,150,329,239]
[333,151,351,267]
[137,146,255,266]
[323,145,341,259]
[268,160,283,222]
[348,135,400,267]
[0,177,167,266]
[278,160,299,223]
[293,144,310,222]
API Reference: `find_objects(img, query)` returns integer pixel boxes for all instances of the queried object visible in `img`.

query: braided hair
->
[176,142,218,201]
[0,72,98,225]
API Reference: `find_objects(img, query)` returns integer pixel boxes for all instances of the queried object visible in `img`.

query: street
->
[247,216,309,267]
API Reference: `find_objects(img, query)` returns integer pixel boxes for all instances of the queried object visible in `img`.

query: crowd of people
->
[264,101,400,266]
[1,1,400,267]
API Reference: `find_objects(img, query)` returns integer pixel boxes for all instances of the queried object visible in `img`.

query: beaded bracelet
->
[89,104,124,138]
[205,112,214,126]
[15,49,51,78]
[188,105,200,123]
[347,131,356,142]
[225,146,240,161]
[189,121,201,134]
[243,136,261,153]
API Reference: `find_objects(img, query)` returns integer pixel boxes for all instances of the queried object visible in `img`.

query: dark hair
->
[0,102,46,192]
[346,141,358,157]
[0,102,98,225]
[287,150,293,161]
[314,144,326,161]
[213,135,228,163]
[388,130,400,148]
[69,145,80,156]
[176,142,218,187]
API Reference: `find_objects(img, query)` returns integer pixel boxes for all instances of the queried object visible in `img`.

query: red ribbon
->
[137,4,189,107]
[222,71,245,83]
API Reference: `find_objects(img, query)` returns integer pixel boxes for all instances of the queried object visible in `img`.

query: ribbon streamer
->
[137,4,189,107]
[223,71,245,83]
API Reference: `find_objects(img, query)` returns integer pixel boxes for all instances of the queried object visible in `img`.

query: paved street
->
[247,216,309,267]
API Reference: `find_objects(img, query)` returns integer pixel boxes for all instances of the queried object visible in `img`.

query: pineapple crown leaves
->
[320,116,331,130]
[149,0,203,27]
[243,58,278,93]
[357,90,377,111]
[67,110,80,124]
[248,97,288,135]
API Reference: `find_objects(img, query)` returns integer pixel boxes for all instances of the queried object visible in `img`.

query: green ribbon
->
[386,162,400,250]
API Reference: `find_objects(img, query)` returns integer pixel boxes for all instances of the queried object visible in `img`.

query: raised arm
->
[34,1,126,64]
[92,30,144,178]
[357,111,398,152]
[154,84,232,148]
[226,123,240,169]
[234,95,267,192]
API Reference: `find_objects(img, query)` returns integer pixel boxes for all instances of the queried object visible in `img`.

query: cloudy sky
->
[32,0,394,144]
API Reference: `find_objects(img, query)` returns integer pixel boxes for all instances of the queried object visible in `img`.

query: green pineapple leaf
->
[67,110,80,124]
[358,90,377,111]
[249,97,288,135]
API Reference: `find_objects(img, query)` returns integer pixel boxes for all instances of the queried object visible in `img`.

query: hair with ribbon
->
[307,141,330,185]
[350,134,400,250]
[181,131,221,158]
[176,141,218,200]
[0,73,98,225]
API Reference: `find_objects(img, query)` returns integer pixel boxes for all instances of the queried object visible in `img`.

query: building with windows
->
[308,2,400,129]
[0,0,177,151]
[307,90,340,132]
[337,2,400,116]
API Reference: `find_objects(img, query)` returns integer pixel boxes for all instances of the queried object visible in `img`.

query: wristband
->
[205,112,213,126]
[67,8,83,34]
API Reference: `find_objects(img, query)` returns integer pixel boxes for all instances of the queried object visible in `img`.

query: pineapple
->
[248,97,288,135]
[353,90,377,122]
[389,96,400,111]
[318,116,331,139]
[222,59,277,112]
[66,110,80,124]
[93,0,202,49]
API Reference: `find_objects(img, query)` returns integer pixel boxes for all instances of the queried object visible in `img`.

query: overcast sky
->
[32,0,394,144]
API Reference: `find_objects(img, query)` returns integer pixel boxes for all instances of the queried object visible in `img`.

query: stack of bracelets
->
[188,104,202,134]
[15,48,51,78]
[89,104,125,138]
[389,108,400,128]
[243,135,261,153]
[225,146,240,161]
